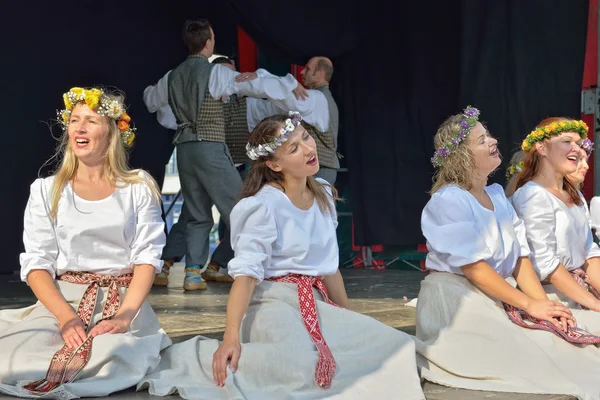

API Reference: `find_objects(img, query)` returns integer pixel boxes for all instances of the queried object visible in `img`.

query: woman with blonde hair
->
[139,112,425,399]
[0,87,170,398]
[567,138,593,191]
[511,118,600,311]
[504,150,524,197]
[416,106,600,399]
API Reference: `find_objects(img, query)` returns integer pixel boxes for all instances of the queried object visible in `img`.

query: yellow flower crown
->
[58,87,136,146]
[521,119,588,152]
[506,160,524,181]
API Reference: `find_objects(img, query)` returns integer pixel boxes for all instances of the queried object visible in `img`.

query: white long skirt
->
[0,280,171,399]
[414,272,600,400]
[138,280,425,400]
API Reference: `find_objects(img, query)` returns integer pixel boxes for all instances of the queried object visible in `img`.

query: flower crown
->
[431,106,480,168]
[506,160,524,181]
[581,138,594,158]
[246,111,303,160]
[521,119,588,152]
[58,87,136,146]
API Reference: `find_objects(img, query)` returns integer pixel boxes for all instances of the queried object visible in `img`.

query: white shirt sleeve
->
[421,188,492,273]
[503,193,531,258]
[129,173,166,273]
[156,106,177,130]
[143,71,170,113]
[19,179,59,283]
[590,196,600,236]
[511,187,560,280]
[227,197,278,283]
[578,193,600,260]
[246,97,281,131]
[208,65,297,100]
[252,69,330,132]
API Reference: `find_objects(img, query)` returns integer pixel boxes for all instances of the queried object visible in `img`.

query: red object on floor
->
[418,243,428,271]
[350,219,384,268]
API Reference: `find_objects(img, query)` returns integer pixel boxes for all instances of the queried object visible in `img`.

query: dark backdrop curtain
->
[0,0,238,274]
[460,0,589,182]
[228,0,588,246]
[0,0,589,273]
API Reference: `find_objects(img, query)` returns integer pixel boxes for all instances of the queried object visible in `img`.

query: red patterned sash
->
[24,271,133,394]
[267,274,339,388]
[503,303,600,344]
[571,268,600,308]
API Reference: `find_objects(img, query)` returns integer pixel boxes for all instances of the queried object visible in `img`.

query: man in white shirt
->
[143,18,297,291]
[144,56,254,285]
[238,56,340,184]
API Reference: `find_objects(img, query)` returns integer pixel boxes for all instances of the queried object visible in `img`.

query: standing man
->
[238,56,340,184]
[143,18,296,291]
[299,57,340,184]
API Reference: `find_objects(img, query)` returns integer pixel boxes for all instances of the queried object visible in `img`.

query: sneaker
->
[201,262,234,283]
[153,260,173,287]
[183,266,208,291]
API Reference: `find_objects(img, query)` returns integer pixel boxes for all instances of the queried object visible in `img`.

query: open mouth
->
[75,138,90,148]
[306,154,318,166]
[567,155,578,163]
[490,147,499,157]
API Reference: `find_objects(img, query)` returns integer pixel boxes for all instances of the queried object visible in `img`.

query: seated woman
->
[139,112,425,400]
[504,150,524,197]
[511,119,600,311]
[567,138,592,192]
[417,106,600,398]
[0,87,170,398]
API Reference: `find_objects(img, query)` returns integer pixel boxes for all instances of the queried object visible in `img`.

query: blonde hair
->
[242,114,339,215]
[504,151,524,197]
[430,114,476,194]
[48,90,161,220]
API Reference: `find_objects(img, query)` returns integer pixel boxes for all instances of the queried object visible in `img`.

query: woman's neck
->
[534,164,564,192]
[282,175,310,202]
[469,171,488,196]
[74,163,105,183]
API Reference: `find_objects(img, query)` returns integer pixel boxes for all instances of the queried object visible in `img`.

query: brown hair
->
[515,117,582,206]
[182,18,212,54]
[241,114,339,214]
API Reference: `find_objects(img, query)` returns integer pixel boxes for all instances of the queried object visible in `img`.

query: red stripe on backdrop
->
[237,26,257,73]
[582,0,598,200]
[291,64,305,81]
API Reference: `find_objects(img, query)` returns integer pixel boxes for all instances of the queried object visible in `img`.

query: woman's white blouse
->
[421,184,530,279]
[19,173,166,282]
[589,196,600,240]
[228,178,339,283]
[510,181,600,281]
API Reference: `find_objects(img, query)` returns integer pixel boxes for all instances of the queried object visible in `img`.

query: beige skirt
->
[138,280,425,400]
[0,280,171,399]
[414,272,600,400]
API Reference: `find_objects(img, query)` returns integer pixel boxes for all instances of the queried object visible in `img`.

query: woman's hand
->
[587,299,600,313]
[525,299,575,331]
[88,316,131,337]
[212,336,241,387]
[59,314,87,348]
